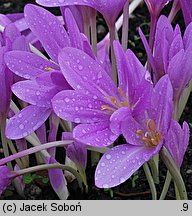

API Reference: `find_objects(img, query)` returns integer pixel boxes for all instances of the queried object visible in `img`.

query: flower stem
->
[0,115,12,170]
[160,147,188,200]
[15,164,84,191]
[109,24,117,86]
[122,0,129,51]
[159,171,172,200]
[0,140,73,166]
[90,9,97,56]
[143,162,157,200]
[149,155,159,184]
[149,15,157,50]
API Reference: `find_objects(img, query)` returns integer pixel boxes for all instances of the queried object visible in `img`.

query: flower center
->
[101,87,129,113]
[136,119,163,147]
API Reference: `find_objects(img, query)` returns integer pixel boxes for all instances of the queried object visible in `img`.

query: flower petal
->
[95,144,161,188]
[73,121,118,148]
[5,51,59,80]
[165,120,190,167]
[150,75,173,135]
[6,105,52,139]
[52,90,110,123]
[58,47,119,100]
[64,8,83,50]
[24,4,70,62]
[12,80,59,107]
[48,157,69,200]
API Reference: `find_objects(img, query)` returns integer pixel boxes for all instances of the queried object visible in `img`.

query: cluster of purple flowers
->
[0,0,191,200]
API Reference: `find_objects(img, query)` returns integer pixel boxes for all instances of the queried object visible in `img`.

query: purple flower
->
[52,41,152,147]
[144,0,172,17]
[36,0,127,26]
[95,75,173,188]
[139,15,192,102]
[62,132,87,170]
[165,120,190,167]
[5,4,93,139]
[0,166,14,196]
[180,0,192,26]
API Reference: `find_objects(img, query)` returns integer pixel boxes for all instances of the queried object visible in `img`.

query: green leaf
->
[42,177,49,184]
[23,174,33,184]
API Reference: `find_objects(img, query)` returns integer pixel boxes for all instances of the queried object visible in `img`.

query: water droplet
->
[101,162,105,167]
[65,98,70,103]
[106,154,111,160]
[75,107,79,111]
[119,177,125,183]
[19,124,24,130]
[78,65,83,71]
[74,118,80,123]
[36,91,40,96]
[103,184,109,188]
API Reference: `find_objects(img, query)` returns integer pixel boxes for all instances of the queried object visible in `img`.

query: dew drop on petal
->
[106,154,111,160]
[101,162,105,167]
[19,124,24,130]
[119,177,125,184]
[103,184,109,188]
[74,118,80,123]
[65,98,70,103]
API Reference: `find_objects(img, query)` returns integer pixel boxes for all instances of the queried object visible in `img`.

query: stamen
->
[146,119,156,131]
[136,130,143,136]
[101,105,112,112]
[110,96,118,106]
[45,67,54,71]
[118,87,125,97]
[121,101,129,107]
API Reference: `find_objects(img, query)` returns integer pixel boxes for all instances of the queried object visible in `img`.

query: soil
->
[0,0,191,200]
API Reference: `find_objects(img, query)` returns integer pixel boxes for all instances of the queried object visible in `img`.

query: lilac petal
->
[65,9,83,50]
[6,105,52,139]
[168,48,192,99]
[110,107,131,136]
[113,40,127,93]
[14,18,28,32]
[73,121,118,148]
[60,6,84,32]
[6,13,24,22]
[138,28,157,73]
[0,47,13,114]
[50,71,72,91]
[36,0,127,25]
[12,80,59,108]
[97,37,112,77]
[95,144,162,188]
[3,23,20,42]
[180,0,192,26]
[48,157,69,200]
[131,73,153,115]
[150,75,173,136]
[5,51,59,80]
[0,166,12,196]
[24,4,70,62]
[183,22,192,49]
[81,33,96,60]
[0,14,11,27]
[58,48,119,100]
[66,141,87,169]
[169,34,184,62]
[121,113,146,146]
[12,36,30,51]
[52,90,110,123]
[165,120,190,167]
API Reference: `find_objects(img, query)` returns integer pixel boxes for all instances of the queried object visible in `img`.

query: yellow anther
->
[45,67,54,71]
[101,105,112,112]
[136,130,143,136]
[110,96,118,106]
[146,119,156,131]
[120,101,129,107]
[118,87,125,97]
